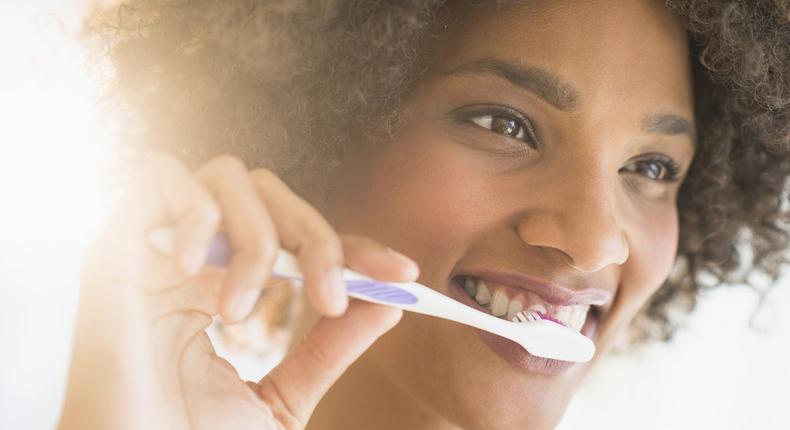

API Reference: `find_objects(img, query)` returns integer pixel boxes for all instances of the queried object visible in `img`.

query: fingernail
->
[230,287,260,321]
[182,246,207,275]
[325,266,348,315]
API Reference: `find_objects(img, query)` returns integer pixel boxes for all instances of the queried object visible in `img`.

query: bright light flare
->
[0,1,118,250]
[0,1,121,427]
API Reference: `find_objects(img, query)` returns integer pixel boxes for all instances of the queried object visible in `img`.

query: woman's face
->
[322,0,694,428]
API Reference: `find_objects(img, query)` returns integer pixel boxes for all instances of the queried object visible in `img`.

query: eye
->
[620,154,681,182]
[470,115,527,140]
[454,104,540,149]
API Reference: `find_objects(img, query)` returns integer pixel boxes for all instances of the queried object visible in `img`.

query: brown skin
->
[61,0,696,429]
[310,0,695,429]
[60,153,420,430]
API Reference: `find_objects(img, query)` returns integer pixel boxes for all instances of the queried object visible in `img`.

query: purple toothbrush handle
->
[205,233,232,266]
[346,280,418,305]
[204,234,417,305]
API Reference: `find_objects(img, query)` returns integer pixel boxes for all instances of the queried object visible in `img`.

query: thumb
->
[254,300,402,429]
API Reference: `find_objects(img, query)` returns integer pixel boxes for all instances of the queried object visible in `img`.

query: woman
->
[60,0,790,429]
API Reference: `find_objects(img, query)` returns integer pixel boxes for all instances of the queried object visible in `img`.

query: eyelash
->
[620,154,682,183]
[454,105,540,149]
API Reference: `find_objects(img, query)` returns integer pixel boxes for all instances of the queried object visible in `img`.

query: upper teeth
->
[506,298,523,320]
[459,276,591,332]
[463,277,478,296]
[490,290,508,316]
[474,282,491,305]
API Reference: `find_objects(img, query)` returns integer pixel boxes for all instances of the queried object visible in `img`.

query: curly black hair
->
[84,0,790,343]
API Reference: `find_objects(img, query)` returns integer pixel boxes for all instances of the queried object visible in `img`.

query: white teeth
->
[572,308,585,330]
[506,299,523,321]
[460,278,593,331]
[541,305,590,331]
[554,306,572,325]
[490,291,508,316]
[463,277,478,297]
[571,305,591,331]
[474,282,491,305]
[526,303,546,315]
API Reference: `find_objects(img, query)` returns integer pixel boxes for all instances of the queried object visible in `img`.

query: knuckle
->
[257,378,303,429]
[248,238,278,265]
[301,331,334,371]
[313,231,343,265]
[151,311,212,354]
[211,154,247,174]
[192,199,221,225]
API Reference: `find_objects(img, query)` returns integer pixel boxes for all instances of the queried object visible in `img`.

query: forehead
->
[432,0,694,119]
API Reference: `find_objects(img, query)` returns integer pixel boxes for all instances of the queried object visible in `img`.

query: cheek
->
[327,135,493,274]
[638,206,679,290]
[614,204,679,329]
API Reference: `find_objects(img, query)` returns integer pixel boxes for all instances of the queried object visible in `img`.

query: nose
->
[515,173,629,273]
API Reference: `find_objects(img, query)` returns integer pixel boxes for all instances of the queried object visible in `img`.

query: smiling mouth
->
[452,275,602,333]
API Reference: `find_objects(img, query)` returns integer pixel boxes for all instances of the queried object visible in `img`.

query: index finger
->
[110,152,221,279]
[250,169,348,317]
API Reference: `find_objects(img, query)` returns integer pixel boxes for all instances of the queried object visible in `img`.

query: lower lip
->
[449,280,599,376]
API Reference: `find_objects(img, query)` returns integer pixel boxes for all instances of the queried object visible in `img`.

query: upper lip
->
[457,268,613,308]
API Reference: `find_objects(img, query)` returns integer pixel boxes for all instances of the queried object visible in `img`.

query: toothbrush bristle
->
[512,310,542,323]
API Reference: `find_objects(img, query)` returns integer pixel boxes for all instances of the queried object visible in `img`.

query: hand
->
[58,153,419,429]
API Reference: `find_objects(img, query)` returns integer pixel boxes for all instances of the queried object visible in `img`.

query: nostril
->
[515,211,629,273]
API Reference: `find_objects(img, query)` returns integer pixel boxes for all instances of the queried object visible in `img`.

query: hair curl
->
[85,0,790,343]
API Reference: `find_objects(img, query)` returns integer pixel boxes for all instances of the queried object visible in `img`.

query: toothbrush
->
[148,228,595,362]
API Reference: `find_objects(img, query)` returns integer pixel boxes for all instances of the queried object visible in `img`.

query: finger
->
[250,169,346,317]
[180,333,276,429]
[196,156,280,323]
[107,152,220,280]
[145,270,225,318]
[339,234,420,282]
[254,301,402,428]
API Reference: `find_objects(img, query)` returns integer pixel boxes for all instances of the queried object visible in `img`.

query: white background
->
[1,1,788,428]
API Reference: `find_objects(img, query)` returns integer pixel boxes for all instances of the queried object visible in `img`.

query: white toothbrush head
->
[509,310,595,362]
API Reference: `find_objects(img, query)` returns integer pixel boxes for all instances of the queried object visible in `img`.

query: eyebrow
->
[641,112,696,144]
[439,57,696,145]
[438,58,581,112]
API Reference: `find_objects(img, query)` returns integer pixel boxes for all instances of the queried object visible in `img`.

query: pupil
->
[643,162,662,179]
[492,116,520,137]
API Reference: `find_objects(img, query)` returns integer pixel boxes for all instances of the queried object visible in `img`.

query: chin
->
[367,306,594,430]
